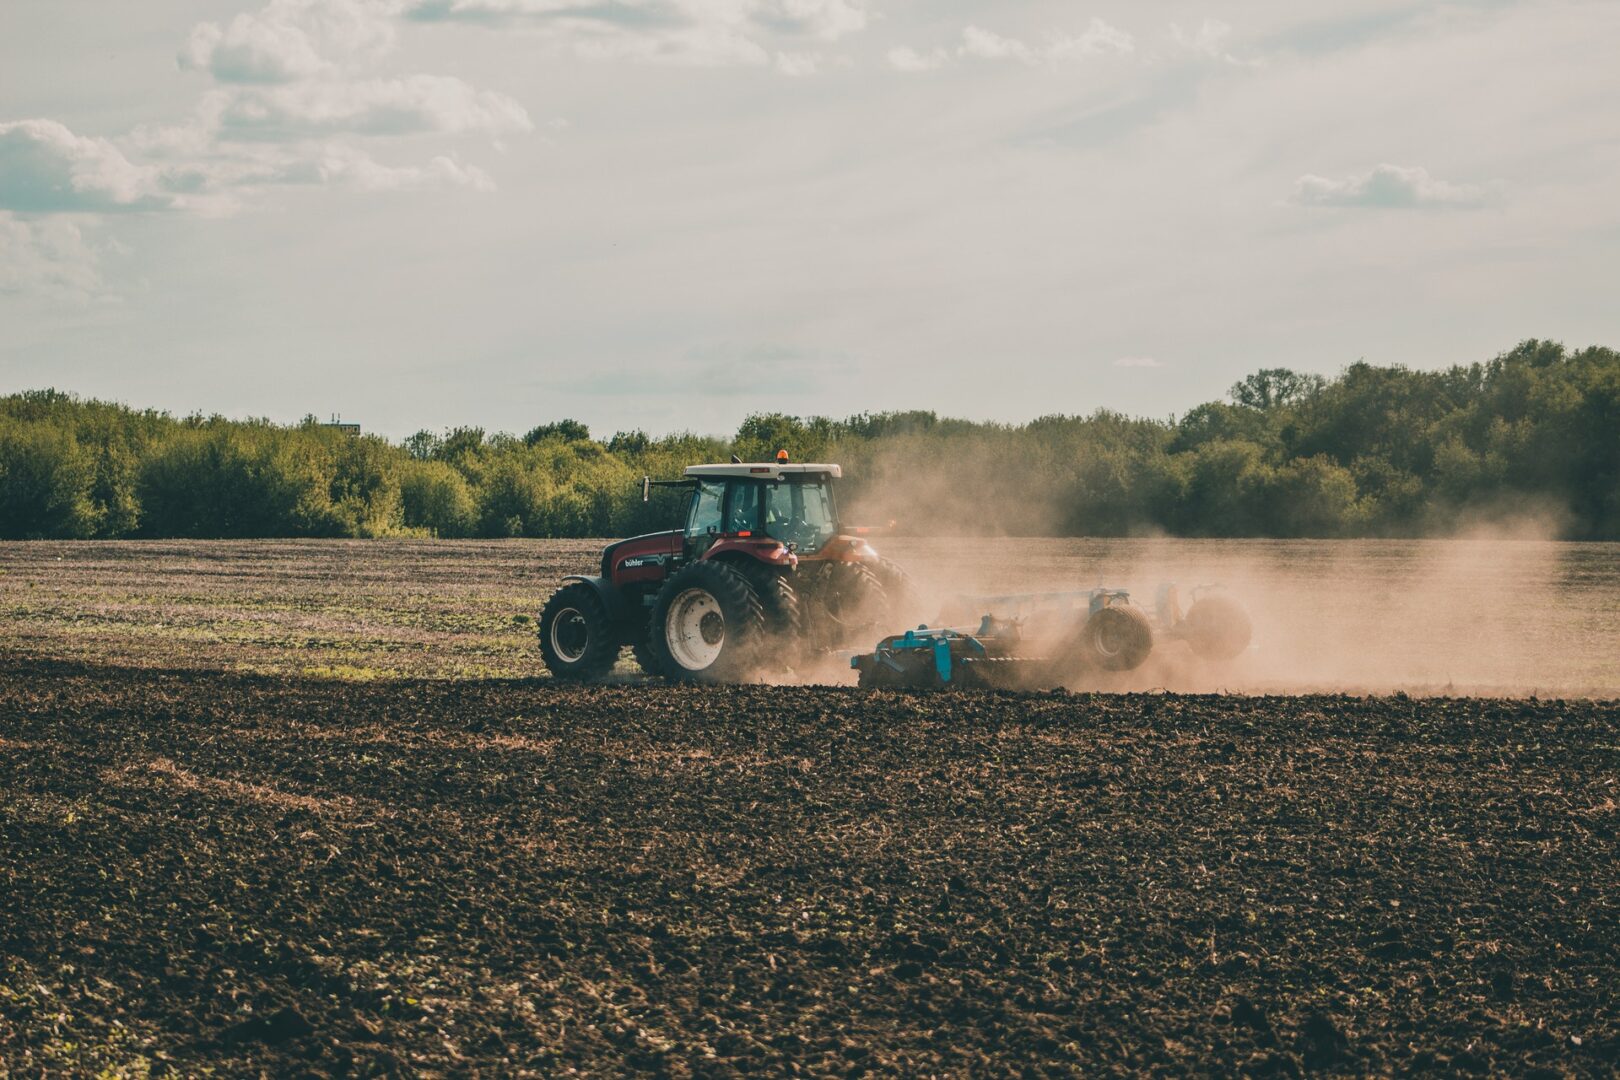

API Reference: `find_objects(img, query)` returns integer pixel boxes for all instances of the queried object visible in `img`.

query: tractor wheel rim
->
[1094,620,1125,657]
[550,607,590,662]
[667,588,725,670]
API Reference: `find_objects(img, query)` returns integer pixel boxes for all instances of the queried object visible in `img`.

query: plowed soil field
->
[3,660,1617,1076]
[3,540,1618,1075]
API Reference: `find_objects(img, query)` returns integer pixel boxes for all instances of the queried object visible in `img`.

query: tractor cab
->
[679,462,843,558]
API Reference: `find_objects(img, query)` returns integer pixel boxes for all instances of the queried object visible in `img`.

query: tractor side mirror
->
[641,475,651,503]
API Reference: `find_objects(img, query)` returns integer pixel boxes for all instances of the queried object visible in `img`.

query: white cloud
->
[1113,356,1164,368]
[205,76,532,139]
[763,0,866,42]
[773,51,823,77]
[115,122,298,212]
[1171,19,1254,66]
[178,1,529,142]
[96,132,493,208]
[959,26,1038,65]
[1049,18,1134,59]
[956,20,1134,67]
[410,0,870,40]
[181,17,326,84]
[300,146,496,191]
[0,119,171,213]
[0,0,527,299]
[6,0,1619,432]
[886,45,947,73]
[1292,163,1489,209]
[180,0,398,83]
[91,0,528,215]
[568,23,770,68]
[0,212,107,299]
[405,0,868,69]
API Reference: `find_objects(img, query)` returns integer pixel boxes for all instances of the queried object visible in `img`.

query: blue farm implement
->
[851,585,1251,690]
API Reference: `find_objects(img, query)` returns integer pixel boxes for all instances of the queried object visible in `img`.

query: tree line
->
[2,339,1616,541]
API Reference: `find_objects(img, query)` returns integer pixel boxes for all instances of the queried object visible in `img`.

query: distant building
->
[321,415,361,436]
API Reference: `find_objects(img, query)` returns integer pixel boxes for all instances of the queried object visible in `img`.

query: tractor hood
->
[601,530,682,578]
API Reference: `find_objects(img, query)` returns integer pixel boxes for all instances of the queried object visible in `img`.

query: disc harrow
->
[850,583,1251,690]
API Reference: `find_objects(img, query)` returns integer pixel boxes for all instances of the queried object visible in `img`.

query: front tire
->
[648,562,768,684]
[538,582,620,681]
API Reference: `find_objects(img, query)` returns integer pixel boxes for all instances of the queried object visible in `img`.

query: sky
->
[1,0,1616,441]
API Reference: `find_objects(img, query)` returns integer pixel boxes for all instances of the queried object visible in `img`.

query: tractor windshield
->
[730,477,838,553]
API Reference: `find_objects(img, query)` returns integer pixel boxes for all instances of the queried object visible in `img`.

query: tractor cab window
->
[727,483,763,534]
[687,481,724,540]
[762,478,837,554]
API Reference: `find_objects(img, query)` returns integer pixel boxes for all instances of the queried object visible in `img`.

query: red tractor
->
[537,453,911,683]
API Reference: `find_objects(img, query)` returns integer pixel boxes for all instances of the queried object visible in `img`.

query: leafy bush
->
[327,433,402,537]
[400,460,477,538]
[137,425,338,537]
[0,422,100,539]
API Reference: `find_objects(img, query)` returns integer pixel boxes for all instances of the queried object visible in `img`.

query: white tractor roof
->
[684,462,841,481]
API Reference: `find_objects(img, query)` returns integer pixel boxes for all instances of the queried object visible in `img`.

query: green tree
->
[734,413,817,462]
[524,419,591,445]
[137,425,339,537]
[400,460,477,537]
[1229,368,1326,411]
[1177,439,1273,536]
[0,422,100,538]
[327,433,403,537]
[4,340,1618,540]
[477,456,553,537]
[404,430,441,460]
[1264,455,1364,537]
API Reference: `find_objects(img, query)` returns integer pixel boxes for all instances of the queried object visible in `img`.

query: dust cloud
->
[841,521,1620,698]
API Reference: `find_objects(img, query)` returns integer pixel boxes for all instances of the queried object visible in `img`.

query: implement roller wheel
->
[1078,604,1154,672]
[855,636,944,689]
[1184,594,1252,661]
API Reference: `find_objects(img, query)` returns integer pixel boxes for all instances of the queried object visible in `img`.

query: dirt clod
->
[222,1006,314,1046]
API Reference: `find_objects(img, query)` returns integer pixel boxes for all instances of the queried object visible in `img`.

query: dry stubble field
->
[2,540,1617,1076]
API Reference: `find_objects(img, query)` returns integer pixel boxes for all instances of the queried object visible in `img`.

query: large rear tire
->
[738,565,806,667]
[538,582,620,681]
[1078,604,1154,672]
[648,562,768,684]
[871,555,922,626]
[741,569,803,647]
[1184,594,1252,661]
[813,561,890,650]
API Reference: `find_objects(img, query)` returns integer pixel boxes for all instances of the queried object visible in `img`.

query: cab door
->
[685,480,726,559]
